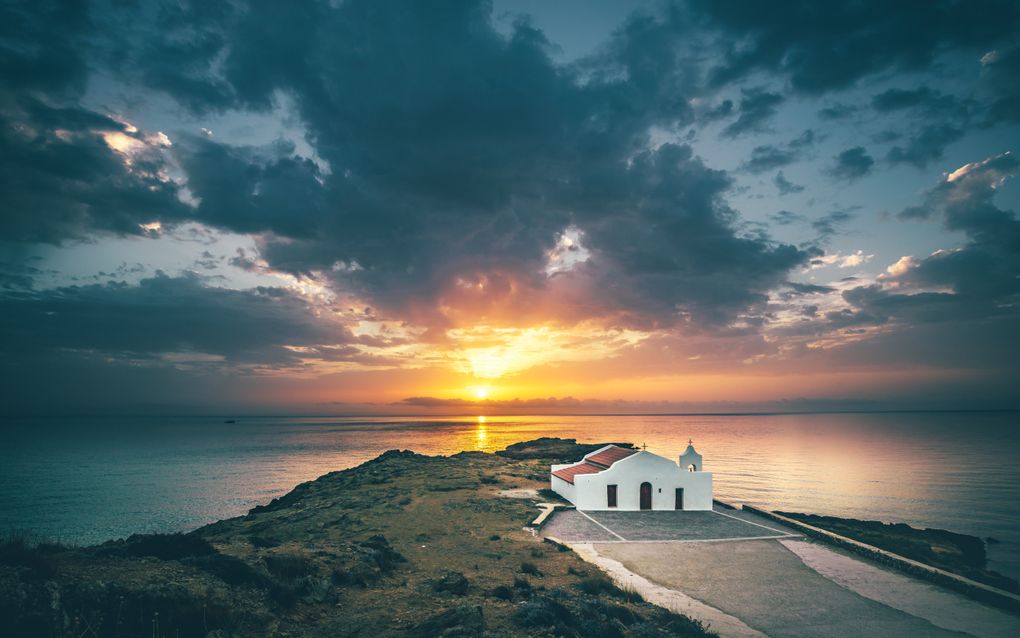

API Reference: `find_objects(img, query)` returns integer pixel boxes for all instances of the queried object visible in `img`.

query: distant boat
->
[223,419,236,424]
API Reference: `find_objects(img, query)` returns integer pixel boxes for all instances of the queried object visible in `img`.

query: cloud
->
[0,272,350,365]
[742,130,814,173]
[689,0,1020,94]
[29,0,803,331]
[811,208,858,240]
[0,99,191,243]
[773,171,805,195]
[769,210,805,225]
[980,45,1020,123]
[869,88,972,168]
[721,87,785,137]
[828,147,874,181]
[818,103,859,120]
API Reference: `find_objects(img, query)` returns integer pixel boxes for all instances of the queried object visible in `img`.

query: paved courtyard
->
[543,508,797,542]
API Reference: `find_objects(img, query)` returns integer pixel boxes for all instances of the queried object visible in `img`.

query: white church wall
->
[550,473,576,502]
[570,451,713,511]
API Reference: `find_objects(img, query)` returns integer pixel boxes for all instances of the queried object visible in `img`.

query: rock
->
[299,576,334,604]
[409,605,484,637]
[432,571,469,596]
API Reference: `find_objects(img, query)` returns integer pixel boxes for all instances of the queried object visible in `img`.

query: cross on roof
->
[641,442,647,450]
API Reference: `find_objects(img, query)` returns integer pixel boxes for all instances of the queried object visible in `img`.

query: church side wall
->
[551,474,576,503]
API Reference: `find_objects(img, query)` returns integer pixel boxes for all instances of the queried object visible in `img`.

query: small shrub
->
[530,548,544,558]
[513,577,532,591]
[491,584,514,601]
[489,534,501,541]
[520,561,542,576]
[265,553,315,581]
[479,475,500,484]
[248,535,281,549]
[0,532,57,578]
[575,575,642,602]
[100,533,216,561]
[512,595,575,632]
[536,488,562,501]
[184,553,268,588]
[568,566,587,577]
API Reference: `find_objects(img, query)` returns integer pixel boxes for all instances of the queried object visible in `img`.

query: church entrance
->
[675,488,684,510]
[639,482,652,510]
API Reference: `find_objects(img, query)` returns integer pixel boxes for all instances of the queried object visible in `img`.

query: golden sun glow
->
[472,386,491,400]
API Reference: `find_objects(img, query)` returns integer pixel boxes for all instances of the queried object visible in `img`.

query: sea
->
[2,411,1019,580]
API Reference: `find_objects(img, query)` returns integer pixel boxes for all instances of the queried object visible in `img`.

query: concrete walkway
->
[780,540,1020,638]
[543,508,797,542]
[597,539,975,638]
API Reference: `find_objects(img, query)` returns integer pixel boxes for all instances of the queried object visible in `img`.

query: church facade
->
[550,442,712,511]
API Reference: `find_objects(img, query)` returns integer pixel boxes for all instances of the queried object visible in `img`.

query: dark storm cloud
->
[70,0,805,329]
[721,87,784,138]
[871,88,961,113]
[0,99,190,243]
[0,3,190,244]
[0,272,348,365]
[828,147,874,181]
[980,45,1020,123]
[688,0,1020,94]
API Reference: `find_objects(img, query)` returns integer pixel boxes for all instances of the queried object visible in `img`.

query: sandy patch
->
[497,488,539,499]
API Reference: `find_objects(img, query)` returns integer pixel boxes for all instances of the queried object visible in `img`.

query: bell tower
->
[679,439,703,472]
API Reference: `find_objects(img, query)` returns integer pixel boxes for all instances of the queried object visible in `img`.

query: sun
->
[472,386,491,400]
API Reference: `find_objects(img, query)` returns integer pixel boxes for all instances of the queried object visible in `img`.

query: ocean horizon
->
[3,411,1019,582]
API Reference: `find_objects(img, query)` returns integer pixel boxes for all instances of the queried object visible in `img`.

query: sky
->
[2,0,1020,415]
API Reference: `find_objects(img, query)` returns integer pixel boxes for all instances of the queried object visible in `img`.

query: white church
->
[550,441,712,510]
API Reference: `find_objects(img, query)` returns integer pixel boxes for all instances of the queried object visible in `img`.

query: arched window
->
[688,463,696,472]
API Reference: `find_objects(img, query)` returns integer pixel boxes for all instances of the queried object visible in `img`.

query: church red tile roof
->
[586,446,637,468]
[551,446,639,484]
[551,462,605,484]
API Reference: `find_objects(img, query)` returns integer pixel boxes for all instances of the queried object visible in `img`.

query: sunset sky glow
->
[2,0,1019,414]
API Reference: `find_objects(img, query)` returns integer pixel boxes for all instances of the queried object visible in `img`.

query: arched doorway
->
[639,482,652,510]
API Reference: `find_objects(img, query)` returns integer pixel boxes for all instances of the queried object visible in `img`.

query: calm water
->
[2,412,1019,579]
